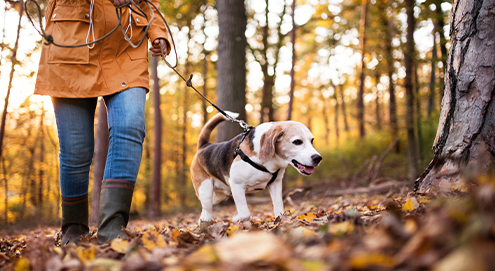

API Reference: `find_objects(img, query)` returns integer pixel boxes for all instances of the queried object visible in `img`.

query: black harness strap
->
[233,128,280,188]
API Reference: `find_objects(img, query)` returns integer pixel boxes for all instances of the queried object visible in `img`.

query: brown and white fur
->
[191,112,322,223]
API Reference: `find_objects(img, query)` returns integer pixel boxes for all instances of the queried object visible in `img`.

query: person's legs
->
[52,97,98,245]
[97,87,147,243]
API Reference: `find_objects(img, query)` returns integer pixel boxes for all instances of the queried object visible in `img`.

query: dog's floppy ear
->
[259,126,284,163]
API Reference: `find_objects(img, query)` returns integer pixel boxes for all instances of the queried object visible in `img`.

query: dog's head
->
[258,121,322,175]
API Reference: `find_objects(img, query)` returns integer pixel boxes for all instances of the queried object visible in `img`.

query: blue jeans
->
[52,88,146,198]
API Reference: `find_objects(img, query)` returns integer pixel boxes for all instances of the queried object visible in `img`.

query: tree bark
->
[357,0,368,138]
[374,74,381,130]
[405,0,418,182]
[287,0,296,121]
[38,104,45,206]
[149,56,162,218]
[91,99,109,223]
[416,0,495,193]
[216,0,247,141]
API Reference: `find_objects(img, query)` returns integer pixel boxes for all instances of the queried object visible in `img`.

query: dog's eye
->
[293,139,303,145]
[311,138,314,145]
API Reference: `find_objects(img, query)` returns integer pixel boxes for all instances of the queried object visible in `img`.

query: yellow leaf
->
[111,238,129,254]
[142,231,166,252]
[419,199,431,204]
[77,245,96,261]
[349,252,395,269]
[328,221,354,236]
[298,212,317,222]
[171,229,181,242]
[14,258,30,271]
[226,225,239,236]
[301,259,327,271]
[402,198,415,212]
[185,244,218,265]
[53,247,62,254]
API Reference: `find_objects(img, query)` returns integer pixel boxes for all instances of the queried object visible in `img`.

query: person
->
[34,0,170,245]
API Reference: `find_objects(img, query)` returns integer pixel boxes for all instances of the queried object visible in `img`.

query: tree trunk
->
[202,0,208,126]
[149,56,162,218]
[378,0,398,152]
[428,29,437,116]
[0,0,23,161]
[339,84,349,132]
[216,0,247,141]
[2,158,7,225]
[38,104,45,207]
[416,0,495,193]
[414,62,423,163]
[374,74,381,130]
[286,0,296,121]
[357,0,368,138]
[91,99,109,223]
[332,84,339,142]
[405,0,418,182]
[434,0,448,103]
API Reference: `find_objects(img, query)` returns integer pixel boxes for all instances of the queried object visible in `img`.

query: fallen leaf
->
[328,221,354,236]
[171,229,181,242]
[77,245,96,261]
[299,212,317,222]
[142,231,167,252]
[402,198,415,212]
[110,238,129,254]
[226,225,239,236]
[215,232,291,265]
[348,252,396,269]
[14,258,30,271]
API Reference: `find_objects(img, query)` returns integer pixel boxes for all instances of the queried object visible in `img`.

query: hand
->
[150,38,169,58]
[113,0,141,7]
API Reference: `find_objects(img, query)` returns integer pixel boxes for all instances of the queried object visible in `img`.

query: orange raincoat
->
[34,0,170,98]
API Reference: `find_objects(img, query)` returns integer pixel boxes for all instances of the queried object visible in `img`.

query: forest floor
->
[1,178,495,271]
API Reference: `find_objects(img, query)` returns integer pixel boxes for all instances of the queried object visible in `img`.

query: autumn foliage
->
[2,177,495,270]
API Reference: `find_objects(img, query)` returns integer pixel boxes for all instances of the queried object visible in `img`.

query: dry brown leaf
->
[142,231,166,252]
[110,238,129,254]
[215,231,291,265]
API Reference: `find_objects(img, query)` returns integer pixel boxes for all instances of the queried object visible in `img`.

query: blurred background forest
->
[0,0,451,227]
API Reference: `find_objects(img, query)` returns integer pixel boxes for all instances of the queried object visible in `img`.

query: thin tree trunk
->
[339,84,349,132]
[0,0,23,160]
[287,0,296,121]
[38,104,45,207]
[378,0,398,152]
[428,29,437,116]
[357,0,368,138]
[434,0,448,104]
[202,0,208,126]
[150,56,162,218]
[91,99,109,223]
[2,158,7,225]
[416,0,494,193]
[405,0,418,182]
[216,0,247,141]
[179,29,192,208]
[414,62,423,163]
[332,84,339,142]
[374,74,381,130]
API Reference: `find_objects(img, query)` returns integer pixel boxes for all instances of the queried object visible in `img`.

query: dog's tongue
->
[298,164,315,175]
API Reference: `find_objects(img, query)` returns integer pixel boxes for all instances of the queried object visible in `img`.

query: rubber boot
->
[61,194,89,246]
[97,179,135,244]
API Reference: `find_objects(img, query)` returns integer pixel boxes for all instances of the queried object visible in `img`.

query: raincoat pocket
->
[47,3,91,64]
[125,15,149,60]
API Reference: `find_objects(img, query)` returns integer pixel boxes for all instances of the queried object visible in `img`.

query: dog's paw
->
[232,213,250,222]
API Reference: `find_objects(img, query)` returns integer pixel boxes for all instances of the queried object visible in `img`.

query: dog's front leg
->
[197,179,214,223]
[268,174,285,218]
[229,180,251,222]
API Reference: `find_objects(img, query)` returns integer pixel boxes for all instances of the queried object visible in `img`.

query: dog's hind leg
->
[197,179,214,223]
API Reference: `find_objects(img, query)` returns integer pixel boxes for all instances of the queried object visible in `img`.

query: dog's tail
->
[197,111,239,149]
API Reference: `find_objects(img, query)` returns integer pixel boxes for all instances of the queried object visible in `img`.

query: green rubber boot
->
[97,179,135,244]
[61,194,89,246]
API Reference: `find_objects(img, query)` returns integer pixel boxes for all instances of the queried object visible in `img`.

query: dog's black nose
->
[312,154,322,165]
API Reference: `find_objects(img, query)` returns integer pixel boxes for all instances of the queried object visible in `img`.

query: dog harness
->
[233,128,280,189]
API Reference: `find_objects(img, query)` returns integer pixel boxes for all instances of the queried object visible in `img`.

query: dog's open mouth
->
[292,159,315,175]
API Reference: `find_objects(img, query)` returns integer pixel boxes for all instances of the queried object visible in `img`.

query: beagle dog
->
[191,112,322,223]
